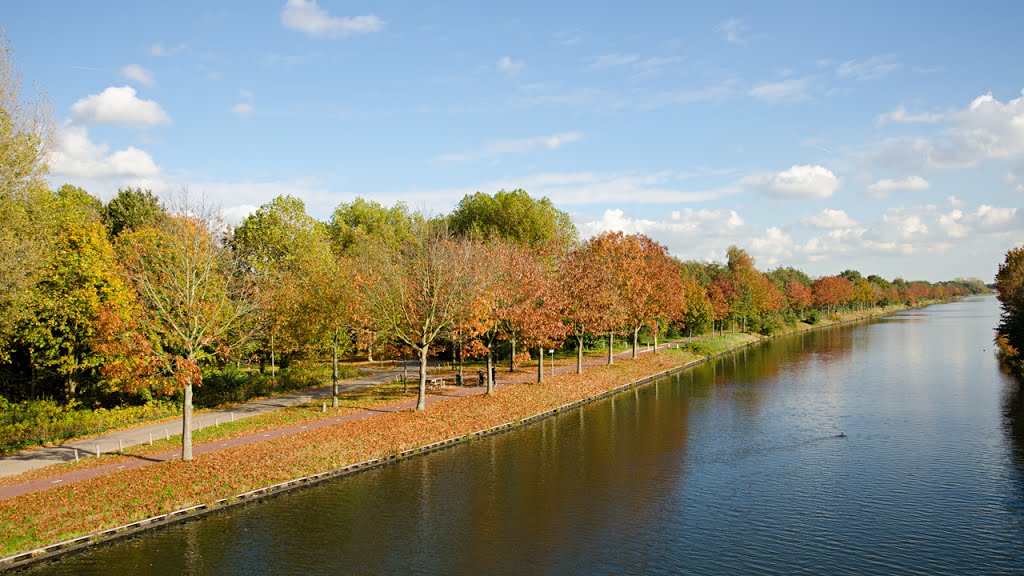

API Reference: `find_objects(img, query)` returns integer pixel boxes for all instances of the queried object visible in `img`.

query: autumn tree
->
[995,247,1024,371]
[559,244,618,373]
[233,195,330,373]
[812,276,853,315]
[360,221,478,410]
[785,280,814,318]
[591,232,682,359]
[120,193,256,461]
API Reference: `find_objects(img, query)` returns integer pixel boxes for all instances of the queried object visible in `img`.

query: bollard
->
[231,412,235,422]
[216,417,219,427]
[74,448,79,462]
[165,428,169,441]
[322,402,326,413]
[149,433,153,446]
[96,444,101,458]
[118,439,123,453]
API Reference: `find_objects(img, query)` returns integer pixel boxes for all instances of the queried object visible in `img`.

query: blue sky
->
[4,1,1023,281]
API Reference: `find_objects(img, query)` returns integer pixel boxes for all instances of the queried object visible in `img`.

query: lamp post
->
[549,349,555,382]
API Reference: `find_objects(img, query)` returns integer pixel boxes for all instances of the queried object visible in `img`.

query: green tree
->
[21,222,135,400]
[449,189,578,251]
[101,187,166,238]
[328,197,415,257]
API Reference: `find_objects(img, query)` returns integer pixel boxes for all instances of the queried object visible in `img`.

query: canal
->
[26,296,1024,574]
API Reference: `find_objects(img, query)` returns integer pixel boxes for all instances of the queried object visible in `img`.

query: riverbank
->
[0,301,935,569]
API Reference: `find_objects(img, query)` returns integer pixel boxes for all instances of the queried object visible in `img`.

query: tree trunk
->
[416,346,428,411]
[331,331,339,408]
[538,346,544,383]
[66,375,76,402]
[486,352,494,395]
[270,333,276,386]
[632,327,639,359]
[608,333,614,365]
[182,380,193,461]
[368,341,373,363]
[577,336,584,374]
[653,321,659,353]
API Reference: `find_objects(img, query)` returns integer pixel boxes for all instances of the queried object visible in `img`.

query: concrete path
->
[0,364,412,478]
[0,340,690,485]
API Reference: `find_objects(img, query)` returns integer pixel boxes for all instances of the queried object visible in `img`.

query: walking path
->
[0,340,687,499]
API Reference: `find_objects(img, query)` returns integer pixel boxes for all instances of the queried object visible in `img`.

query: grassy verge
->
[0,300,937,557]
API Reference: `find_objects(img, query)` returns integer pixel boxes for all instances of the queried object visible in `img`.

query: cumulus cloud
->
[750,77,811,103]
[745,165,839,199]
[800,208,858,229]
[578,207,746,259]
[71,86,170,127]
[121,64,154,86]
[865,89,1024,171]
[50,123,161,180]
[497,56,525,74]
[749,227,797,265]
[281,0,384,38]
[865,175,930,197]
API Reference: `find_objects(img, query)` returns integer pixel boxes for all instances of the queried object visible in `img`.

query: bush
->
[682,341,718,358]
[805,310,821,325]
[0,397,180,455]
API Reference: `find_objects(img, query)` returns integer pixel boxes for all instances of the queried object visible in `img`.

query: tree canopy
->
[449,189,577,251]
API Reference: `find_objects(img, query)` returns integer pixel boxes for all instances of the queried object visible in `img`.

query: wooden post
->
[118,439,123,453]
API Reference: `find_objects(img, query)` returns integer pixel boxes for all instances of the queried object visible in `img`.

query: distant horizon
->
[3,1,1021,282]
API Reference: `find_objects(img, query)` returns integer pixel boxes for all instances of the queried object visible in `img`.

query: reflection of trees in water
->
[1002,378,1024,521]
[694,325,858,412]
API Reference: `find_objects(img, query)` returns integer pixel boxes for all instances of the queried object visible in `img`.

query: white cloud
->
[865,175,930,198]
[750,77,811,103]
[439,131,582,163]
[578,207,746,260]
[876,105,943,125]
[50,123,161,180]
[497,56,525,74]
[281,0,384,38]
[121,64,154,87]
[866,89,1024,171]
[837,55,900,80]
[800,208,858,229]
[750,227,797,265]
[589,53,639,68]
[974,204,1018,231]
[71,86,170,127]
[717,18,750,45]
[745,165,839,199]
[232,89,255,116]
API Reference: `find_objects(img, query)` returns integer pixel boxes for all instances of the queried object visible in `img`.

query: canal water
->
[26,297,1024,574]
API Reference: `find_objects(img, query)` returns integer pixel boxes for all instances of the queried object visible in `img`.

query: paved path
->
[0,339,690,498]
[0,364,413,478]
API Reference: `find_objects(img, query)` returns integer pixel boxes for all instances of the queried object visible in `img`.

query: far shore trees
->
[120,193,256,461]
[995,247,1024,373]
